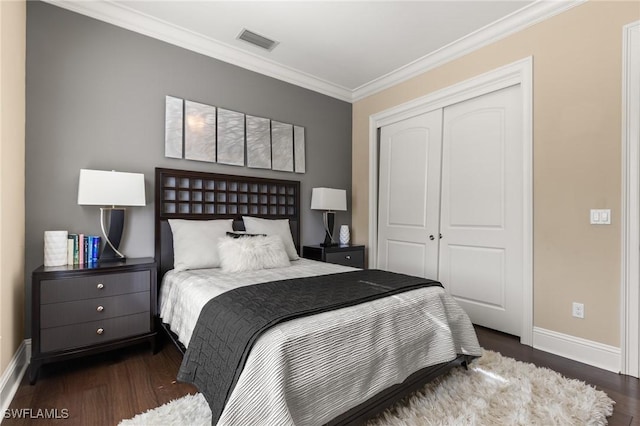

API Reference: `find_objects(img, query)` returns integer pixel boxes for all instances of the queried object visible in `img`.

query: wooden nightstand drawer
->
[303,245,366,269]
[40,312,151,353]
[325,250,364,268]
[41,291,151,329]
[41,270,150,304]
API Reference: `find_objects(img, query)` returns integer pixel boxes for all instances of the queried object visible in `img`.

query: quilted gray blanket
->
[177,269,442,425]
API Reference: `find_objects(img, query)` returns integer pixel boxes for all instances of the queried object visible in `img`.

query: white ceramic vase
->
[44,230,68,267]
[339,225,350,246]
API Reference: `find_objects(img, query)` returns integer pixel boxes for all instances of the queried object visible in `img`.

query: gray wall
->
[25,2,352,335]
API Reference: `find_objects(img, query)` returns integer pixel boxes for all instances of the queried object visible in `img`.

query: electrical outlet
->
[572,302,584,319]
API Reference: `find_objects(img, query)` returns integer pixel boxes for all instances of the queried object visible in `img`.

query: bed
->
[154,167,482,425]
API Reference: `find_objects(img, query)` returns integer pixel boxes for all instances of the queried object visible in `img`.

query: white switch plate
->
[590,209,611,225]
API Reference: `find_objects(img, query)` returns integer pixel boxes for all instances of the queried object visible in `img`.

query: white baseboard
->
[533,327,620,373]
[0,339,31,421]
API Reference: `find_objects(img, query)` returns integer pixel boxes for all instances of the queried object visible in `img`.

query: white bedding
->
[159,259,482,425]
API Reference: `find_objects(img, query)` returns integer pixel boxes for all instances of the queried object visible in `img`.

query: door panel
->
[387,129,428,227]
[386,240,427,277]
[448,109,505,229]
[439,85,523,336]
[377,110,442,280]
[447,245,505,308]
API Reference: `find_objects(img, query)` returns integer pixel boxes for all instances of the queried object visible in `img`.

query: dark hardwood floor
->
[5,326,639,425]
[5,337,197,425]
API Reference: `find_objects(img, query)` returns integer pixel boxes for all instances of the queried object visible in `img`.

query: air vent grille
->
[237,28,279,51]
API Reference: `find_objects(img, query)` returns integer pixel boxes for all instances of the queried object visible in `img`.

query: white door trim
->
[621,20,640,378]
[368,57,533,345]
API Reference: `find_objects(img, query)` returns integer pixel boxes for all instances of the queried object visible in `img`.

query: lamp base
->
[100,207,126,261]
[321,211,336,247]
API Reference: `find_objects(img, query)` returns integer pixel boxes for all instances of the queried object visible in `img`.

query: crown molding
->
[351,0,585,102]
[42,0,354,102]
[44,0,583,104]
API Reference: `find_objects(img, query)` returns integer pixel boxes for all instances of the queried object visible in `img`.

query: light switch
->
[590,209,611,225]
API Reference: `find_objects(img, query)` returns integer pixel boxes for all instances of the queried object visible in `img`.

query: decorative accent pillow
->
[168,219,233,271]
[218,234,291,273]
[242,216,300,260]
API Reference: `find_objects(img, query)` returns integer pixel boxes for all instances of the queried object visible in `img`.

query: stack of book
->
[67,234,101,265]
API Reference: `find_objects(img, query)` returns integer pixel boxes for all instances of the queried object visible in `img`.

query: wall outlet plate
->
[572,302,584,318]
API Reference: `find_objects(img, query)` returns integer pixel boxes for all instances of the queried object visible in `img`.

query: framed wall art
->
[217,108,245,166]
[164,96,305,174]
[184,100,216,163]
[246,115,271,169]
[164,96,183,159]
[271,121,294,172]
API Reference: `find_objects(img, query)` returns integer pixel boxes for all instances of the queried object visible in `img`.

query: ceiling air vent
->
[237,28,279,51]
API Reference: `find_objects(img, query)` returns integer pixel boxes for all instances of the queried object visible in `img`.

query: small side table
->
[302,245,365,269]
[29,258,157,384]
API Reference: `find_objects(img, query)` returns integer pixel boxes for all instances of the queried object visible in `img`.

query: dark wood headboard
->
[154,167,301,279]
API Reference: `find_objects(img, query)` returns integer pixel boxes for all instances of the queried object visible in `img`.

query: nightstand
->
[303,245,365,269]
[29,258,157,384]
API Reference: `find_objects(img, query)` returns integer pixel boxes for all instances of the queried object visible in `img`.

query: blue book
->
[87,236,94,265]
[91,236,100,262]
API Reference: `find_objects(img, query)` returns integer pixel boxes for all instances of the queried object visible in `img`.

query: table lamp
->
[77,169,146,261]
[311,187,347,247]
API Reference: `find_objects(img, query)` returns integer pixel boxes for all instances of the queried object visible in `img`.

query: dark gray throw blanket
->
[177,269,442,425]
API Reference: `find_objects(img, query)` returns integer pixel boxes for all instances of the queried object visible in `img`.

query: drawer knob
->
[96,328,104,335]
[97,283,104,290]
[345,255,351,260]
[96,305,104,312]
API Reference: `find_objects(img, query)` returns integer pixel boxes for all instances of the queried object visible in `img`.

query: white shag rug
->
[119,350,614,426]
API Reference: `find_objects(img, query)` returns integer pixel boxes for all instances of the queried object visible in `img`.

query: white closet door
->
[377,110,443,279]
[439,85,523,335]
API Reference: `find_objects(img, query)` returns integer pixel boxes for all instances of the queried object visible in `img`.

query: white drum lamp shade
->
[310,187,347,212]
[77,169,146,207]
[311,187,347,246]
[77,169,146,261]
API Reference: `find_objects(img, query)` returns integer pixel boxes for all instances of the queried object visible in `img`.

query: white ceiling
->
[47,1,581,102]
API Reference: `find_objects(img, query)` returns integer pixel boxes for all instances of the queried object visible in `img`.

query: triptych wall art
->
[164,96,306,173]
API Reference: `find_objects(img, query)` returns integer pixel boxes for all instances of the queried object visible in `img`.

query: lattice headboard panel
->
[155,167,301,278]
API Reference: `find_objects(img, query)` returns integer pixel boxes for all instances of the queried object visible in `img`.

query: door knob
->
[429,235,435,240]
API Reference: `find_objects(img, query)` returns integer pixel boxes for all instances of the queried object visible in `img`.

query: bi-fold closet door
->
[377,85,523,336]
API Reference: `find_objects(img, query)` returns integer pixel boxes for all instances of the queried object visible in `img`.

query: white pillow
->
[168,219,233,271]
[242,216,299,260]
[218,234,290,273]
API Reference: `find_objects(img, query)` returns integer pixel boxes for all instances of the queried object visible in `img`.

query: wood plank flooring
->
[4,326,639,425]
[5,337,197,425]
